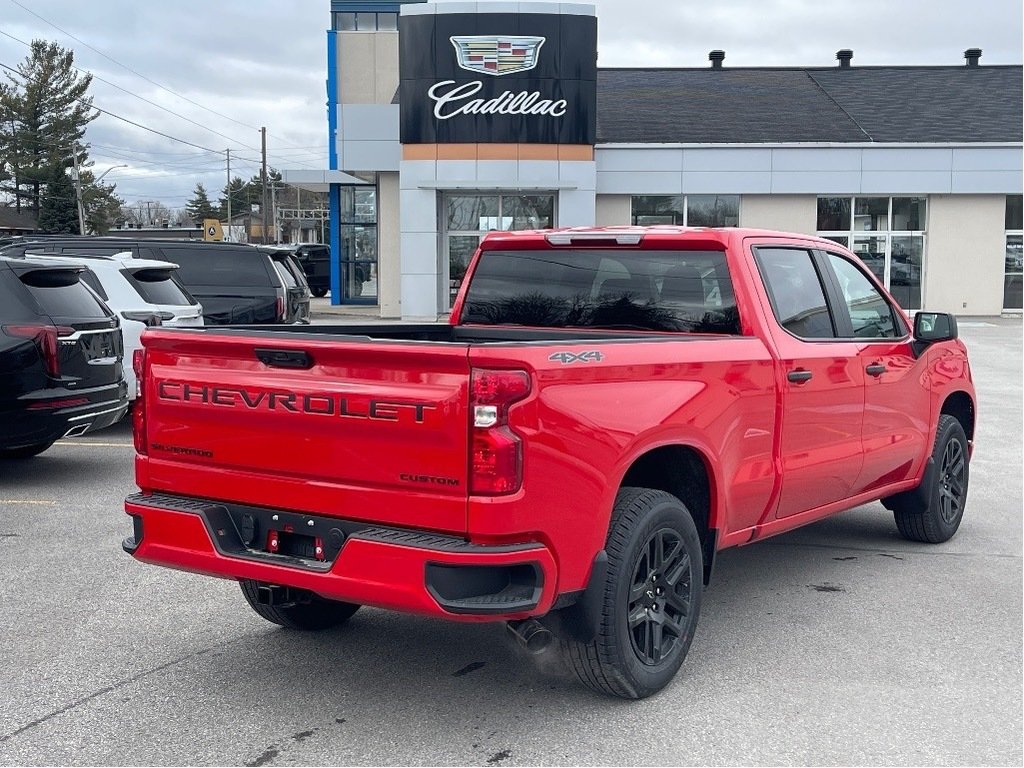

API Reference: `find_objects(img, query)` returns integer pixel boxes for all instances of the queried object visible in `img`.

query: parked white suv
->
[26,250,203,399]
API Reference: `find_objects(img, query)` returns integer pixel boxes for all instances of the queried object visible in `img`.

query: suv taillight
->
[469,368,530,495]
[276,296,285,321]
[2,324,73,378]
[132,348,147,455]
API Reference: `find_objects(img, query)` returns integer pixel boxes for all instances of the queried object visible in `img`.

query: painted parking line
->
[0,500,56,505]
[54,441,134,448]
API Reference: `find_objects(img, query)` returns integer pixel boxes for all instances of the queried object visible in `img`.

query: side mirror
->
[914,311,958,343]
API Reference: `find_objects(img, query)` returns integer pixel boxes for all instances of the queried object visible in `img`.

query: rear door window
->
[20,269,111,319]
[156,247,273,287]
[754,248,835,339]
[460,249,740,333]
[121,268,194,306]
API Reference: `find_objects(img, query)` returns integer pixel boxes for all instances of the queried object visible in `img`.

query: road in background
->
[0,320,1020,766]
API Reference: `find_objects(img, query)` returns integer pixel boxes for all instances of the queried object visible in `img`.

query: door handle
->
[787,369,813,383]
[255,347,313,369]
[865,363,887,377]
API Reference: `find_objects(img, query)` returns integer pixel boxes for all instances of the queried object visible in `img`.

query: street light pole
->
[94,164,127,184]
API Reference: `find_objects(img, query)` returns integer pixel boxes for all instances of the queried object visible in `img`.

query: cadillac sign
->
[399,12,597,144]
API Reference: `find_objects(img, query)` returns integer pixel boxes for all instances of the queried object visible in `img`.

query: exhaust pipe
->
[506,619,553,654]
[63,424,90,438]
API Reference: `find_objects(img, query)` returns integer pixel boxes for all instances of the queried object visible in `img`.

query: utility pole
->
[270,181,278,245]
[71,144,86,235]
[260,127,268,245]
[225,148,231,242]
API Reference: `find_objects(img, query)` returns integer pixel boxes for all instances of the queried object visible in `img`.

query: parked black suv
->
[0,256,128,458]
[0,237,310,325]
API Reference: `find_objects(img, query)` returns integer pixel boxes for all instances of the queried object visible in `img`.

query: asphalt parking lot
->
[0,319,1020,767]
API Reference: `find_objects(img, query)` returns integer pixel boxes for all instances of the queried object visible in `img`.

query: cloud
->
[1,0,1019,205]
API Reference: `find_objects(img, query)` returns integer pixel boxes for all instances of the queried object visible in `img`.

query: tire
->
[890,414,970,544]
[240,579,359,630]
[0,442,54,459]
[311,287,328,298]
[562,488,703,699]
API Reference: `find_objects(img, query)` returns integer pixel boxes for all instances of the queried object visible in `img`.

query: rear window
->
[20,270,110,319]
[121,268,194,306]
[460,249,740,333]
[156,247,273,287]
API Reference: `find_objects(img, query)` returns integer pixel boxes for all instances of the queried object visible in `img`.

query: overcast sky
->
[0,0,1020,209]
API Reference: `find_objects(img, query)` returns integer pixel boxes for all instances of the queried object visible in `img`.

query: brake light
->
[132,348,147,455]
[276,296,285,320]
[2,324,73,378]
[470,368,530,495]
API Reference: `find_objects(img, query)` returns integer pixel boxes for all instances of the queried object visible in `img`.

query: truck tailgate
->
[139,330,471,533]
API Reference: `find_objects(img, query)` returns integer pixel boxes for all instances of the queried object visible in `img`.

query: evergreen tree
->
[36,165,79,234]
[80,169,125,235]
[185,182,217,223]
[0,40,95,214]
[218,176,251,220]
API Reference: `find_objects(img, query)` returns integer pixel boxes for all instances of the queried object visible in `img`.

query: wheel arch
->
[940,389,975,443]
[618,443,719,585]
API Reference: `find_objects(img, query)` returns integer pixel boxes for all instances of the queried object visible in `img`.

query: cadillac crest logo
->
[450,36,546,76]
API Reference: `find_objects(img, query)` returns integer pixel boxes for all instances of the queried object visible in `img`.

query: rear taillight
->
[276,296,285,321]
[2,324,73,378]
[132,348,147,455]
[470,368,531,495]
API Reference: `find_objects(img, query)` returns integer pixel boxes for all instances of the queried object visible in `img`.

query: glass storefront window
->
[630,195,738,226]
[631,195,683,225]
[1006,194,1023,230]
[889,235,923,311]
[1006,196,1023,310]
[686,195,739,227]
[442,192,556,309]
[817,198,851,231]
[447,195,499,231]
[892,197,926,231]
[852,236,888,284]
[339,184,377,303]
[1003,235,1022,310]
[854,197,889,231]
[819,196,926,310]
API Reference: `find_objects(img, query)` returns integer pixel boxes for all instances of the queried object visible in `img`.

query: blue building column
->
[326,27,341,305]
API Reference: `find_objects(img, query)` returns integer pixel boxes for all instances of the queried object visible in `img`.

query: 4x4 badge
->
[548,350,604,365]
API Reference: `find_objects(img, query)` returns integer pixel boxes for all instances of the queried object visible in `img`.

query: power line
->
[0,59,226,155]
[7,0,320,154]
[0,27,261,151]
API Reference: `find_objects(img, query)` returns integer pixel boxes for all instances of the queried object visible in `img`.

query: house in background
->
[0,208,38,237]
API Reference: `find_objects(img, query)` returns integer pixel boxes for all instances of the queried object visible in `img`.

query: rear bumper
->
[2,382,129,449]
[123,492,557,621]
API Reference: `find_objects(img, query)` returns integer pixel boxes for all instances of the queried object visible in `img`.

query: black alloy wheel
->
[627,528,693,665]
[937,436,966,525]
[890,414,970,543]
[562,488,703,699]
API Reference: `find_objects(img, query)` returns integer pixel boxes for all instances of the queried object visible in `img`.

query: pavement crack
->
[0,635,256,744]
[487,749,512,764]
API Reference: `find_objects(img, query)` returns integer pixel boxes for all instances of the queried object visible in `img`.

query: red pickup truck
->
[124,227,975,699]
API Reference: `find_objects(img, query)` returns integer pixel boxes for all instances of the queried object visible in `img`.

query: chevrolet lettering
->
[157,381,435,423]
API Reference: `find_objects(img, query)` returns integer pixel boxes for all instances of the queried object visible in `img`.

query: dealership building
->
[283,0,1023,318]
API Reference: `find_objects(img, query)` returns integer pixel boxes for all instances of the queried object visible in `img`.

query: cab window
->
[754,248,835,339]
